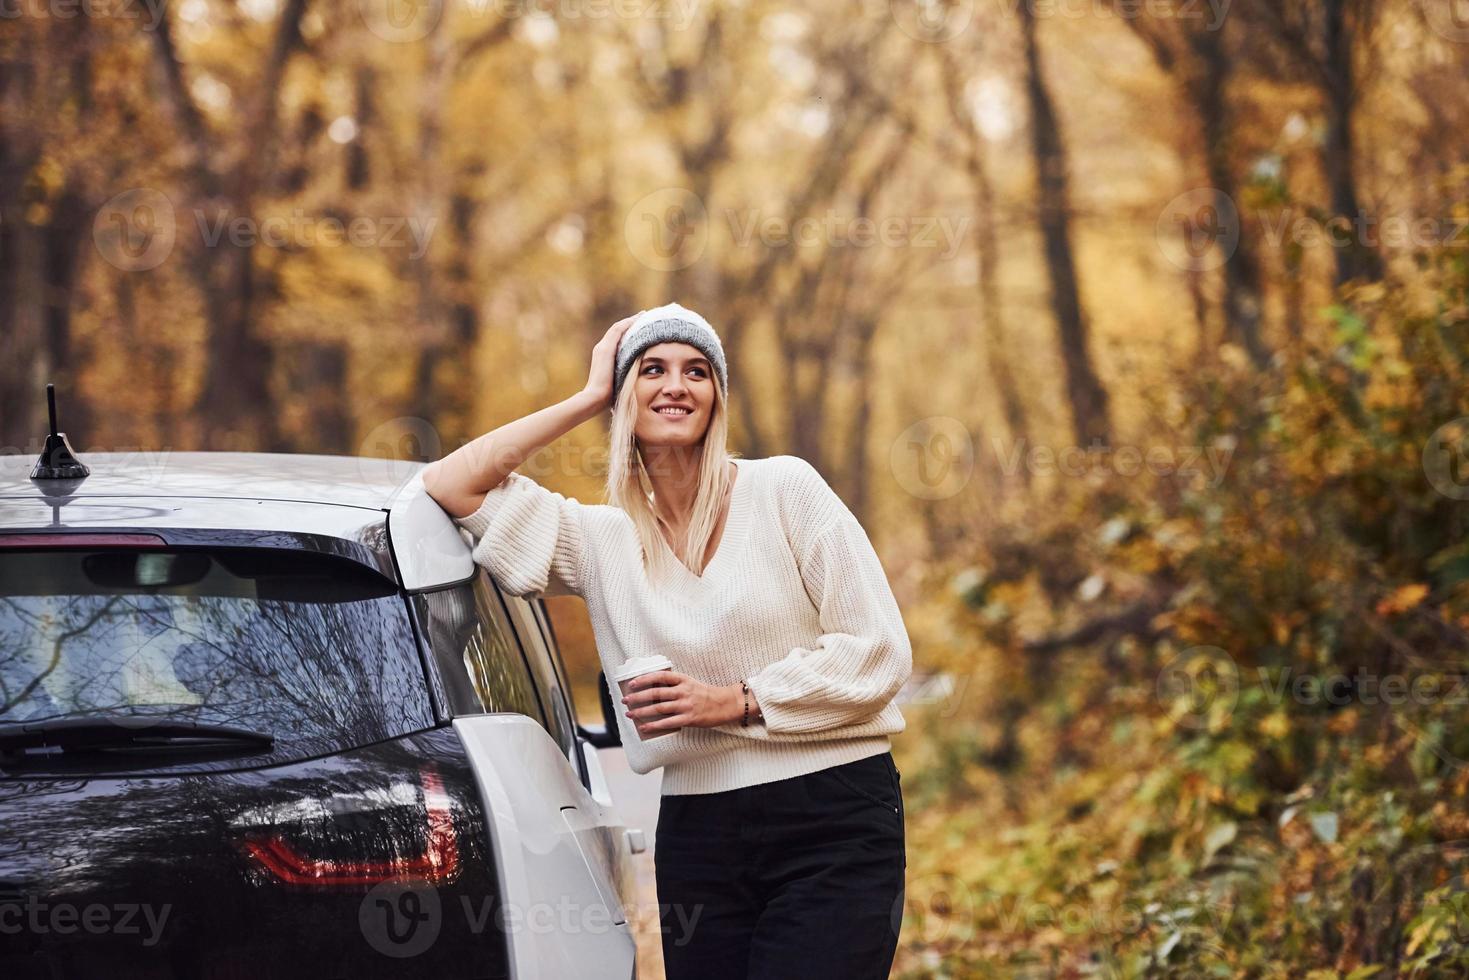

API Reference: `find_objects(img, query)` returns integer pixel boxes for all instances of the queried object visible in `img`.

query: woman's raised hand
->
[583,313,642,410]
[425,313,643,515]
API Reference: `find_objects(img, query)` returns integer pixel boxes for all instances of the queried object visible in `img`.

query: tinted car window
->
[0,548,433,769]
[412,574,545,726]
[532,602,581,725]
[502,594,577,766]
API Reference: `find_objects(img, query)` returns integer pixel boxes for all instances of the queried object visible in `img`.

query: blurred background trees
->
[4,0,1469,973]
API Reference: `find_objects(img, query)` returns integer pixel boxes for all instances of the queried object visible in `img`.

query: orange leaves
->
[1375,583,1430,617]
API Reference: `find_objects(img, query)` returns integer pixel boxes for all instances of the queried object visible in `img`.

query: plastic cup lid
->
[612,654,674,681]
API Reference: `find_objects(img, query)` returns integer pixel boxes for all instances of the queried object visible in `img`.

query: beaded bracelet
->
[741,680,750,727]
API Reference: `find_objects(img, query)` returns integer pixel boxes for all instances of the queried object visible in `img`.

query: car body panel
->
[1,453,490,594]
[385,469,477,592]
[0,729,512,979]
[452,715,636,980]
[0,497,398,580]
[0,451,419,511]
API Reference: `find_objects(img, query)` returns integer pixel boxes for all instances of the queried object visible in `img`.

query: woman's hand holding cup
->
[616,657,743,738]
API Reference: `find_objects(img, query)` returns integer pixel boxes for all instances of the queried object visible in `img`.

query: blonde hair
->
[605,349,737,585]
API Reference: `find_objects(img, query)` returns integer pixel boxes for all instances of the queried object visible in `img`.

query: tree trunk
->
[415,186,483,445]
[0,210,45,447]
[152,0,308,451]
[196,245,278,451]
[934,45,1030,460]
[1193,27,1271,366]
[1018,4,1111,447]
[972,157,1031,468]
[0,31,94,449]
[1322,0,1382,285]
[1119,4,1270,366]
[39,186,93,446]
[281,340,352,452]
[845,314,879,526]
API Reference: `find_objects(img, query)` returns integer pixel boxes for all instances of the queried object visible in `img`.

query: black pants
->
[653,751,906,980]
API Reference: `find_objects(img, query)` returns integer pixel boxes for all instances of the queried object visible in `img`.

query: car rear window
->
[0,548,433,770]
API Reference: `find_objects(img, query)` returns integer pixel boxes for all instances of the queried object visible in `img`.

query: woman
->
[422,303,911,980]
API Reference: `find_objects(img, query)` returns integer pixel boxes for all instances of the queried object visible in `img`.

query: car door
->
[499,592,638,933]
[410,573,636,979]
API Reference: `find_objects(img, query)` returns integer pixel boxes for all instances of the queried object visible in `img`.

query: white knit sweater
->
[451,454,912,795]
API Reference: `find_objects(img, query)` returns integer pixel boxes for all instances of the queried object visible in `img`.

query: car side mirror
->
[577,672,622,749]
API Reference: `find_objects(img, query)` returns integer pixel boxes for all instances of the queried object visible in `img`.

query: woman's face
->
[632,342,717,449]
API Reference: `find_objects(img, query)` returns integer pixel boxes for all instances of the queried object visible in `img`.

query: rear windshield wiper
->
[0,717,275,754]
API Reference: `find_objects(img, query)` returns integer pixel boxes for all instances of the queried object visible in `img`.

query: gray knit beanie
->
[613,303,728,403]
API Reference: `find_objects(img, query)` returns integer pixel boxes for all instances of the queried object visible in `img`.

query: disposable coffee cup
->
[612,655,678,739]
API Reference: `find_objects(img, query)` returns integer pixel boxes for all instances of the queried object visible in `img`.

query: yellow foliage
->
[1375,583,1429,617]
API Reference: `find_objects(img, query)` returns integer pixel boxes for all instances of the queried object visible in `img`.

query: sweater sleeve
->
[736,460,913,735]
[450,472,589,598]
[616,711,742,776]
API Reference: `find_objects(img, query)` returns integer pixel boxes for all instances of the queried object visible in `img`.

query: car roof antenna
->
[30,383,91,481]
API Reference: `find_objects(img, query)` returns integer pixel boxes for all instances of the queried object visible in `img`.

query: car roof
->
[0,451,423,510]
[0,451,477,591]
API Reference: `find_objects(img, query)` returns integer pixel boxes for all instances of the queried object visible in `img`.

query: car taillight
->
[0,533,169,548]
[238,768,459,887]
